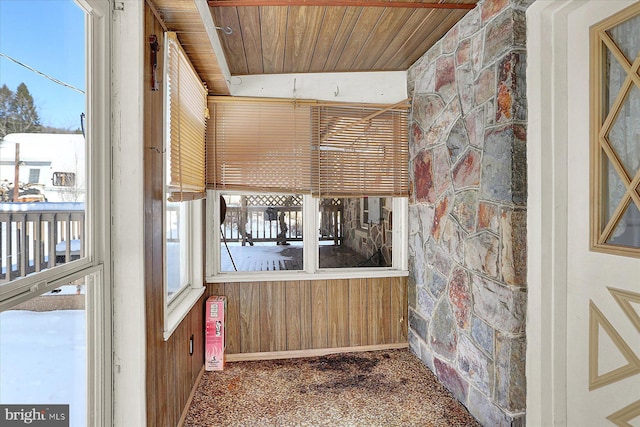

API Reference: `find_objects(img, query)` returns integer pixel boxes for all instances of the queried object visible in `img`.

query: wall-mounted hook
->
[334,85,340,97]
[149,146,165,154]
[215,26,233,35]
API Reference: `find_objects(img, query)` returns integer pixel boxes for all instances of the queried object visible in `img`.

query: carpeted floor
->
[183,349,480,427]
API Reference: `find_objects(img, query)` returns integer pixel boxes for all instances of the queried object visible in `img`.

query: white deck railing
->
[0,203,84,283]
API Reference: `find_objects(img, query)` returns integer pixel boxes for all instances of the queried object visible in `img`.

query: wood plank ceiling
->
[148,0,479,95]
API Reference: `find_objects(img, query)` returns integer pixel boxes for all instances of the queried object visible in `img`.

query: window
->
[208,192,406,279]
[591,3,640,257]
[206,97,409,280]
[28,168,39,184]
[162,31,206,337]
[53,171,76,187]
[218,193,304,272]
[0,1,110,425]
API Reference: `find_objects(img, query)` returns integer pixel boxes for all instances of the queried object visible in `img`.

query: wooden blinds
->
[207,97,409,197]
[208,97,313,193]
[165,32,208,201]
[312,101,410,197]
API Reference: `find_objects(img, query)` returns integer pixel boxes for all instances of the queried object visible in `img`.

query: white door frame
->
[526,1,638,426]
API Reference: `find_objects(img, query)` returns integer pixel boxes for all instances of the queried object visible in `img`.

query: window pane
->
[0,0,86,283]
[607,201,640,247]
[319,197,392,268]
[166,199,188,300]
[606,13,640,65]
[1,281,87,427]
[220,194,303,271]
[607,84,640,178]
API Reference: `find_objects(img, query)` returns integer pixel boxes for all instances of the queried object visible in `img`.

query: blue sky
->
[0,0,85,130]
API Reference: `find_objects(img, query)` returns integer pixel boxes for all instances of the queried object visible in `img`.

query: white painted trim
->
[111,0,146,425]
[164,286,205,341]
[228,71,408,103]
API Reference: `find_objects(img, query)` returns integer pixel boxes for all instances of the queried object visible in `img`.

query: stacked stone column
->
[407,0,530,425]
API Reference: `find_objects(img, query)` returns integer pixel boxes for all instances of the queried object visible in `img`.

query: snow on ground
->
[220,242,302,271]
[0,310,86,427]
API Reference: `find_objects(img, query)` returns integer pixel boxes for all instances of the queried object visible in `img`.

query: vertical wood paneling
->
[224,283,241,354]
[299,280,313,350]
[144,6,207,426]
[207,276,407,357]
[285,281,302,350]
[240,282,261,352]
[391,276,408,342]
[328,279,350,348]
[259,281,286,352]
[348,278,368,346]
[311,280,328,348]
[367,278,386,345]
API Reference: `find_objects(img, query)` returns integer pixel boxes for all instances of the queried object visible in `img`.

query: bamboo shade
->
[312,103,409,197]
[165,32,208,202]
[208,97,314,193]
[207,97,409,197]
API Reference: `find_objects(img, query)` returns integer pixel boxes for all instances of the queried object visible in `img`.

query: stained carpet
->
[184,349,480,427]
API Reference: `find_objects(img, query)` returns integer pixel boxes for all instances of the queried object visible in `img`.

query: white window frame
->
[161,41,205,341]
[0,0,112,425]
[206,190,408,282]
[162,197,204,340]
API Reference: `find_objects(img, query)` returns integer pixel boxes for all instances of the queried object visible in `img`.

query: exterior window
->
[219,193,304,272]
[28,169,39,184]
[319,197,392,268]
[208,192,406,278]
[591,3,640,257]
[53,172,76,187]
[0,1,110,425]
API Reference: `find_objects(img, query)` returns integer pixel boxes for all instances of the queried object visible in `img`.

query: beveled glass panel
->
[606,13,640,64]
[607,84,640,178]
[606,200,640,248]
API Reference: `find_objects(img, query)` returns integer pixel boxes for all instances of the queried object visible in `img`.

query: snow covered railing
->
[0,202,84,283]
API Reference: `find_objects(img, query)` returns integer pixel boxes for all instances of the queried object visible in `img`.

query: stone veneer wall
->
[406,0,529,425]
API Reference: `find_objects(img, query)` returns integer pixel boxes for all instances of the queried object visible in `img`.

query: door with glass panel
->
[566,2,640,426]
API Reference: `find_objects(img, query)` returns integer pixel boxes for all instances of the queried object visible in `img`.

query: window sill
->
[206,269,409,283]
[163,286,205,341]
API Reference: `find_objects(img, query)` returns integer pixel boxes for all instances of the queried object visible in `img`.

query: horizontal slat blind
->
[208,97,313,193]
[207,97,409,197]
[165,31,208,201]
[312,103,409,197]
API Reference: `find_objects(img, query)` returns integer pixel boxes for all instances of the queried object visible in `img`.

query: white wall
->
[111,1,146,426]
[228,71,408,103]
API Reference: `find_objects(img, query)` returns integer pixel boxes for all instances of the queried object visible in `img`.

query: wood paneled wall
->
[208,277,408,357]
[144,6,205,427]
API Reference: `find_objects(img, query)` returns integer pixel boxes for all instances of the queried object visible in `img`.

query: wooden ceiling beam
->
[207,1,476,10]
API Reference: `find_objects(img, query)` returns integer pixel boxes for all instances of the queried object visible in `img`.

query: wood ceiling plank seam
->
[213,6,249,75]
[388,9,464,69]
[238,6,264,74]
[322,6,364,71]
[370,6,439,70]
[367,8,433,70]
[307,6,348,72]
[347,6,405,71]
[305,6,329,73]
[260,6,288,73]
[333,7,385,72]
[283,6,326,73]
